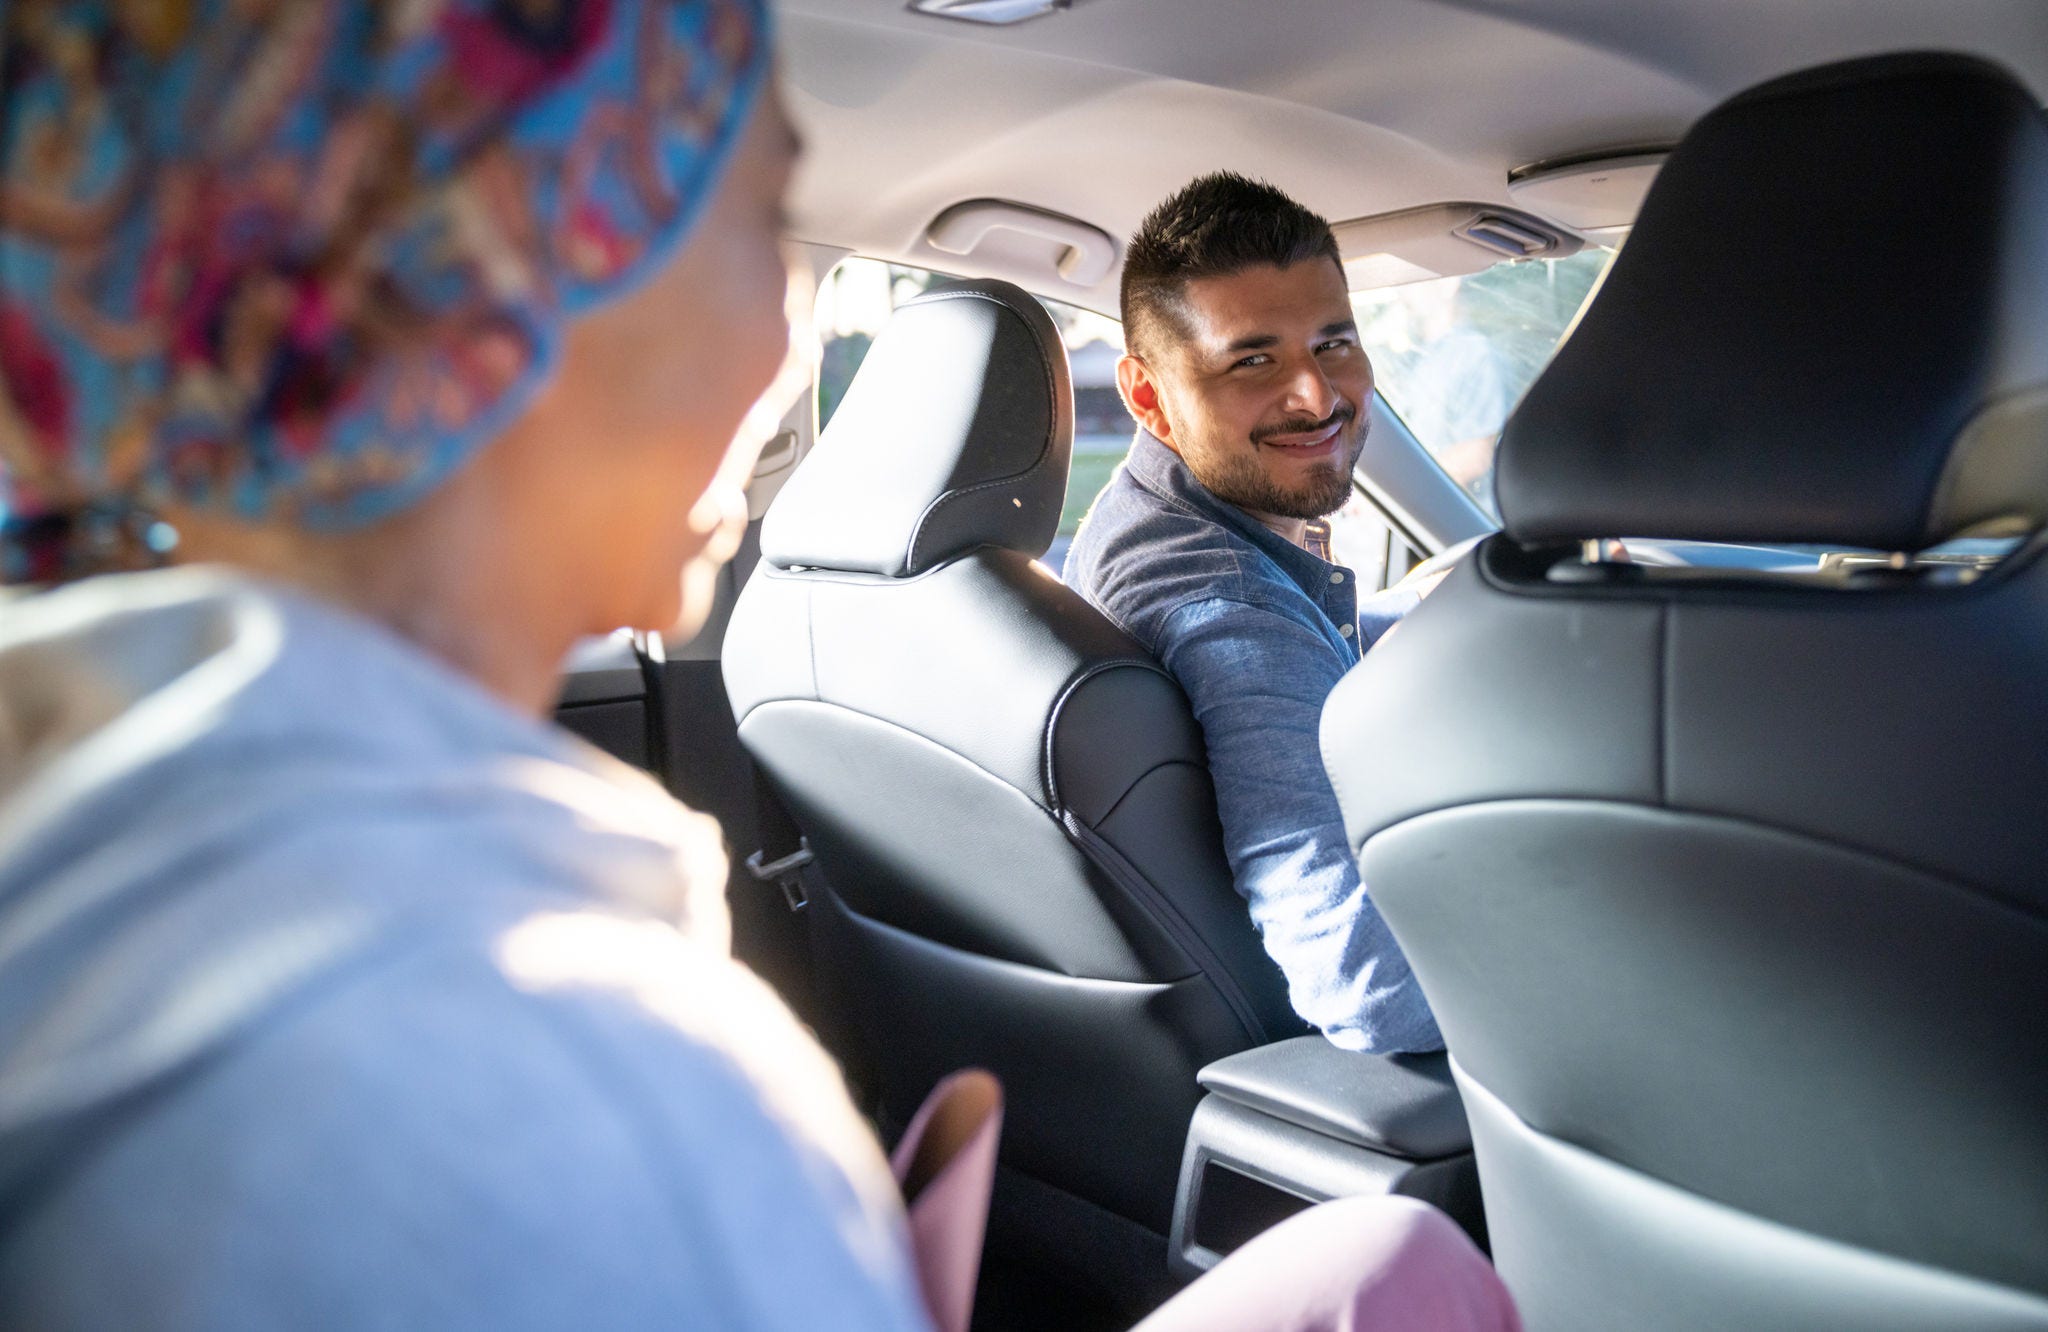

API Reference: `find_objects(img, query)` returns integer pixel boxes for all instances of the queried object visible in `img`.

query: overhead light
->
[908,0,1069,25]
[1508,152,1667,231]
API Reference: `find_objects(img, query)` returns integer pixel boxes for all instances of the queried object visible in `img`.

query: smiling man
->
[1064,172,1441,1054]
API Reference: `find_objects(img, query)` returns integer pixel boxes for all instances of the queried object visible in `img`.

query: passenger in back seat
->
[0,3,931,1327]
[1066,173,1446,1055]
[0,11,1509,1328]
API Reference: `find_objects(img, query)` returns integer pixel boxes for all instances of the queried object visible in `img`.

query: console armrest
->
[1196,1037,1468,1160]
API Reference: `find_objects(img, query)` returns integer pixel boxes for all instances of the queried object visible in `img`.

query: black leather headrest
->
[763,279,1072,576]
[1497,53,2048,550]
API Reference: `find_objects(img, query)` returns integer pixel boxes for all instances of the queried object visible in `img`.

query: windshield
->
[1351,247,1616,518]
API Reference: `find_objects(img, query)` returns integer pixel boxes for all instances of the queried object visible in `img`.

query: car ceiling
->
[776,0,2048,314]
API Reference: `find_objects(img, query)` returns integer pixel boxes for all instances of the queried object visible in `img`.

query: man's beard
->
[1183,404,1365,520]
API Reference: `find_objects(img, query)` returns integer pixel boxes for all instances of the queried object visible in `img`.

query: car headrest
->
[1497,53,2048,551]
[761,279,1073,577]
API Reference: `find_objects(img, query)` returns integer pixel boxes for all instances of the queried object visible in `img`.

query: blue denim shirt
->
[1063,432,1442,1054]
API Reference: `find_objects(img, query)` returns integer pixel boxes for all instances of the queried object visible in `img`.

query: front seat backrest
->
[1323,53,2048,1332]
[723,280,1302,1252]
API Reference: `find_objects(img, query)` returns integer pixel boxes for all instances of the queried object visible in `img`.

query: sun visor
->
[1333,203,1582,292]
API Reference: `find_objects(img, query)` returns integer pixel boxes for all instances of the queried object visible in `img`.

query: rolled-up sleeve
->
[1157,598,1441,1055]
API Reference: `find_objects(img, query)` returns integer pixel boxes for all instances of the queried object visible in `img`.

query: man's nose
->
[1283,357,1339,420]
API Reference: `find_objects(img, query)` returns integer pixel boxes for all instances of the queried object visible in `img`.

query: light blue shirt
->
[0,569,931,1331]
[1064,433,1442,1055]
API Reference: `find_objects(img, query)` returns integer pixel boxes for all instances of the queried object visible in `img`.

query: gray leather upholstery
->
[761,283,1070,577]
[1323,53,2048,1331]
[1498,53,2048,550]
[1196,1037,1468,1162]
[724,280,1303,1247]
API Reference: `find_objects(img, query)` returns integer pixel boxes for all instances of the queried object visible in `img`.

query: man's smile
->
[1252,406,1356,463]
[1258,419,1344,452]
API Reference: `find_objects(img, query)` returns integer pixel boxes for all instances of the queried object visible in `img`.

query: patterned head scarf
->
[0,0,770,583]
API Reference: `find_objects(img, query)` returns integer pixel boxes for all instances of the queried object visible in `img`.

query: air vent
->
[908,0,1069,24]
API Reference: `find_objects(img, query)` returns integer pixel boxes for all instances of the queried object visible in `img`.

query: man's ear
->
[1116,353,1176,447]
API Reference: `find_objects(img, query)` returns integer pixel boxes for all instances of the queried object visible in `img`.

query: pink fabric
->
[885,1071,1517,1332]
[890,1070,1003,1332]
[1133,1195,1523,1332]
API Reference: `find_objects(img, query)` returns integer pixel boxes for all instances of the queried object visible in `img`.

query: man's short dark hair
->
[1120,172,1343,358]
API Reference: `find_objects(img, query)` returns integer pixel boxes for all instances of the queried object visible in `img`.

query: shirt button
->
[1339,623,1355,638]
[1329,571,1345,584]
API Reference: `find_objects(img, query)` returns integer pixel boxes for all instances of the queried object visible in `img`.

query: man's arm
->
[1157,597,1442,1055]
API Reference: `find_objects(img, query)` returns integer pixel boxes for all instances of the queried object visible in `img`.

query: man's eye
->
[1317,339,1357,354]
[1233,354,1272,369]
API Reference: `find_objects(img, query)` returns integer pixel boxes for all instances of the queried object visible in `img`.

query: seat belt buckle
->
[745,841,814,913]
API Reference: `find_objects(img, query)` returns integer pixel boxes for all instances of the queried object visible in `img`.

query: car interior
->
[551,4,2048,1328]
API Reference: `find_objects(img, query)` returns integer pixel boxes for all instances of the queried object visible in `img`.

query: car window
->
[815,258,1128,575]
[1351,247,1616,518]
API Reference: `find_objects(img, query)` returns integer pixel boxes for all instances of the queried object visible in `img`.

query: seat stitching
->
[1038,659,1179,806]
[1043,660,1272,1043]
[902,290,1063,573]
[1656,600,1671,805]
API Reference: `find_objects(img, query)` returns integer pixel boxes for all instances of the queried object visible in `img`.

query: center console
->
[1169,1036,1483,1278]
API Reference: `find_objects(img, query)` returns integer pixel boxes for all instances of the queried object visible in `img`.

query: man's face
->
[1128,258,1371,520]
